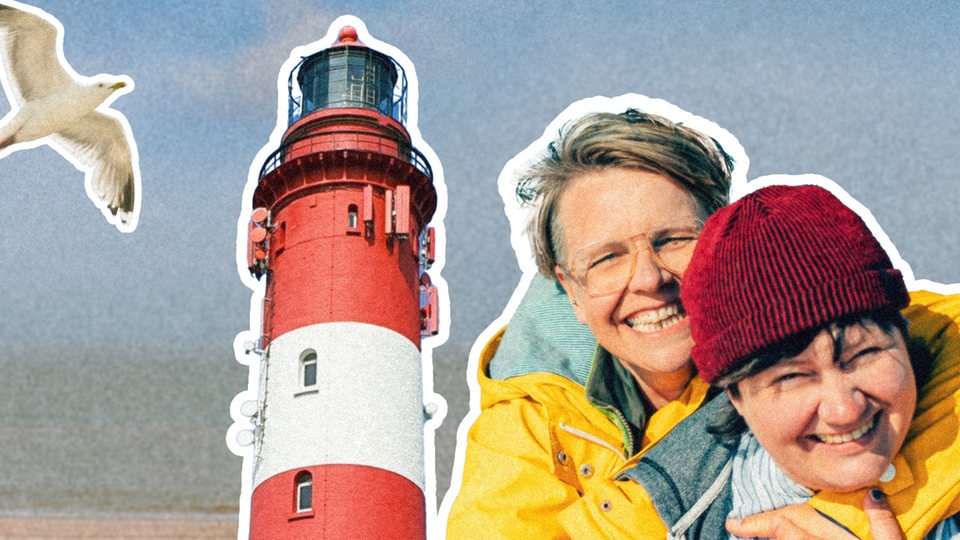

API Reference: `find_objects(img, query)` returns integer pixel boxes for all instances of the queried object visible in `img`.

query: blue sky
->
[0,0,957,515]
[2,0,957,352]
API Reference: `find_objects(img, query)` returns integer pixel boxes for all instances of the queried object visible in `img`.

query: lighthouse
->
[229,19,445,539]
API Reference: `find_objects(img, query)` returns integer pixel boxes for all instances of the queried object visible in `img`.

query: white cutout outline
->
[229,15,448,540]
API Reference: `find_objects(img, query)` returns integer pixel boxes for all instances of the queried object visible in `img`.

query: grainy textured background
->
[0,0,956,524]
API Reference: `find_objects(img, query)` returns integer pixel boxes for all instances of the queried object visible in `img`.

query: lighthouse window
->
[347,204,359,230]
[295,471,313,513]
[301,351,317,387]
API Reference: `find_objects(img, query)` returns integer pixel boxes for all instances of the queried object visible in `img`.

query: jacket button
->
[557,450,569,464]
[600,500,612,512]
[579,464,594,478]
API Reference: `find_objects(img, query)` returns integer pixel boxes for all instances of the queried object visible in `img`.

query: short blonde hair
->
[517,109,734,278]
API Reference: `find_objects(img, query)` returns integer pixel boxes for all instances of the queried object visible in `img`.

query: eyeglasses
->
[562,227,701,297]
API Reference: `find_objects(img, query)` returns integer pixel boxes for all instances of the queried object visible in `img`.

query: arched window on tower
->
[347,204,359,230]
[295,471,313,513]
[301,350,317,387]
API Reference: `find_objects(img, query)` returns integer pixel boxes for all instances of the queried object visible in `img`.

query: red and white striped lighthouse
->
[233,20,442,539]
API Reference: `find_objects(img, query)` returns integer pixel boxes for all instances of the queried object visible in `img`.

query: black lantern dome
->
[288,26,407,125]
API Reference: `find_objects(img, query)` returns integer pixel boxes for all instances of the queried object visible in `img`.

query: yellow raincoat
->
[446,285,960,539]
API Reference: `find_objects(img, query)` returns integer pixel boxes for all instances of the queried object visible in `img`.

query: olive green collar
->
[585,347,650,456]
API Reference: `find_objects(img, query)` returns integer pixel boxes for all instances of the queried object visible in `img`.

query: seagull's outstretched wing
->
[51,109,139,228]
[0,2,140,232]
[0,4,73,104]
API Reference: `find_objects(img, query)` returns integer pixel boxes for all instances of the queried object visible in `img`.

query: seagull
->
[0,1,140,231]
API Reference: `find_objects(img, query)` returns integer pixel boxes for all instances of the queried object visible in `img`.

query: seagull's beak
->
[110,81,127,90]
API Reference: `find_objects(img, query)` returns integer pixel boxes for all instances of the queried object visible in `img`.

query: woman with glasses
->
[445,103,958,538]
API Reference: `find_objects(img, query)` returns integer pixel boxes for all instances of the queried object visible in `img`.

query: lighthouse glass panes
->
[301,351,317,387]
[298,48,399,120]
[295,472,313,512]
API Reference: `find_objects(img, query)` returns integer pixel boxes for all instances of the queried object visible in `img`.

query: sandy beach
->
[0,516,238,539]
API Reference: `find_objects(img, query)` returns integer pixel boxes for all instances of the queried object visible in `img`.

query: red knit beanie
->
[681,184,909,384]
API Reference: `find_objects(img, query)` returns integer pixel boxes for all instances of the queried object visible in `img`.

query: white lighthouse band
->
[252,321,426,491]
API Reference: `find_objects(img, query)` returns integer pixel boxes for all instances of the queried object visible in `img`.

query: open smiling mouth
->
[812,413,877,445]
[626,303,685,333]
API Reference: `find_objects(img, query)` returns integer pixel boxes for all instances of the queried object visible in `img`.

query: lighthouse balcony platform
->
[259,128,432,183]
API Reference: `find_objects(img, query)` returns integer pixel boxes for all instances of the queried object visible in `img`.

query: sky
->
[0,0,957,523]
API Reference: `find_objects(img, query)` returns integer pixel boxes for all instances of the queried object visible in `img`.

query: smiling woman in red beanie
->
[629,184,960,539]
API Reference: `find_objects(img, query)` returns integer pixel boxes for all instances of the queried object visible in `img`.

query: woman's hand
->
[725,489,903,539]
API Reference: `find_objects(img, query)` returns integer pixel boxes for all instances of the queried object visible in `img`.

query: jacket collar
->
[585,347,649,456]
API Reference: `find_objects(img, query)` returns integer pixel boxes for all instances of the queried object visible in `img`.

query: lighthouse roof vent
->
[334,26,360,46]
